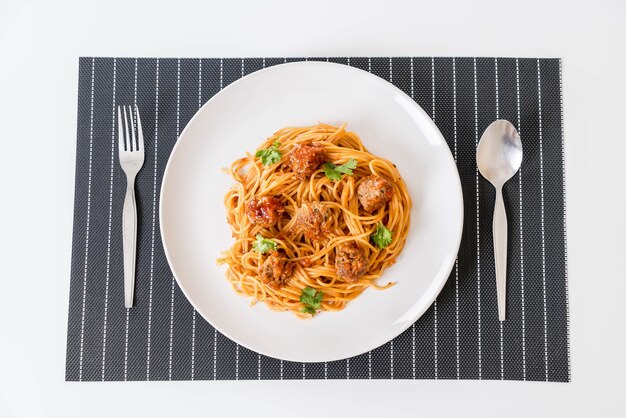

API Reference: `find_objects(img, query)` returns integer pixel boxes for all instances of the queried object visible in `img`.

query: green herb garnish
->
[371,223,393,249]
[299,286,323,315]
[252,234,277,254]
[255,141,282,166]
[323,158,357,181]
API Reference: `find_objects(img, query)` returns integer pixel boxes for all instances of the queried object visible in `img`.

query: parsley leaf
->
[299,286,323,315]
[255,141,282,166]
[323,158,357,181]
[334,158,357,174]
[252,234,277,254]
[323,163,343,181]
[371,223,393,249]
[301,306,317,315]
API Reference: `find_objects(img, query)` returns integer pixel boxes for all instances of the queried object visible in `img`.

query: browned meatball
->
[295,201,332,241]
[246,196,285,228]
[357,175,393,213]
[335,241,368,282]
[289,143,325,180]
[259,252,293,287]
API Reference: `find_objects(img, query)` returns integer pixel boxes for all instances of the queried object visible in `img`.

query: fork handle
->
[122,175,137,308]
[493,186,507,321]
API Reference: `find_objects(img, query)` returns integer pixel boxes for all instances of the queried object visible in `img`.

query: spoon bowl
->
[476,119,522,321]
[477,120,523,186]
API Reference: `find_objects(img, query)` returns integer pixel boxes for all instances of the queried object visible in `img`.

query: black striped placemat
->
[65,57,569,382]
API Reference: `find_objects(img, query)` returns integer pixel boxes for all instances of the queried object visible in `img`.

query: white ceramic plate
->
[160,62,463,363]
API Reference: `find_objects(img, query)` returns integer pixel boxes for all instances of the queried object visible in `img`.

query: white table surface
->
[1,0,625,416]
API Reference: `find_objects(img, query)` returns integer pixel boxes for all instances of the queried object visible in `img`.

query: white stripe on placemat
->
[409,56,416,380]
[494,59,499,116]
[495,58,499,118]
[168,58,182,381]
[346,358,350,379]
[213,329,218,380]
[410,57,414,97]
[198,59,202,115]
[133,58,138,103]
[78,57,96,382]
[123,309,130,379]
[368,350,372,379]
[537,59,549,382]
[452,57,460,380]
[473,57,482,380]
[495,57,504,381]
[191,309,196,380]
[431,57,438,380]
[559,59,571,382]
[146,58,160,381]
[220,57,224,88]
[515,58,527,381]
[101,57,117,381]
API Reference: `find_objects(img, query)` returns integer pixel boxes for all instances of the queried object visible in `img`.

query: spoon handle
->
[493,186,507,321]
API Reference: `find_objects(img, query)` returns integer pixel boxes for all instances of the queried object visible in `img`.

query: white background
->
[1,0,625,416]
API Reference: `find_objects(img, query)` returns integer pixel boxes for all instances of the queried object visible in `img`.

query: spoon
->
[476,120,523,321]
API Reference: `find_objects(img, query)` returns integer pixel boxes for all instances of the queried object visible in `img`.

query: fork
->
[118,105,145,308]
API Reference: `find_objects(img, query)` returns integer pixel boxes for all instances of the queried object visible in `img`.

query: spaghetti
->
[217,123,412,317]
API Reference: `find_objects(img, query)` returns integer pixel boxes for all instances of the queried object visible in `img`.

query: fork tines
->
[117,105,145,155]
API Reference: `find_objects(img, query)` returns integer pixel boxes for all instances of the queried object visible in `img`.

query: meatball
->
[289,143,325,180]
[246,196,285,228]
[295,202,332,241]
[259,252,293,287]
[357,175,393,213]
[335,241,368,282]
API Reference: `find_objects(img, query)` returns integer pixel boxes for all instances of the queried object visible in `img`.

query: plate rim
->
[159,61,464,362]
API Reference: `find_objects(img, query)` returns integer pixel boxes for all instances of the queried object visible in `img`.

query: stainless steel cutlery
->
[477,119,523,321]
[117,105,145,308]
